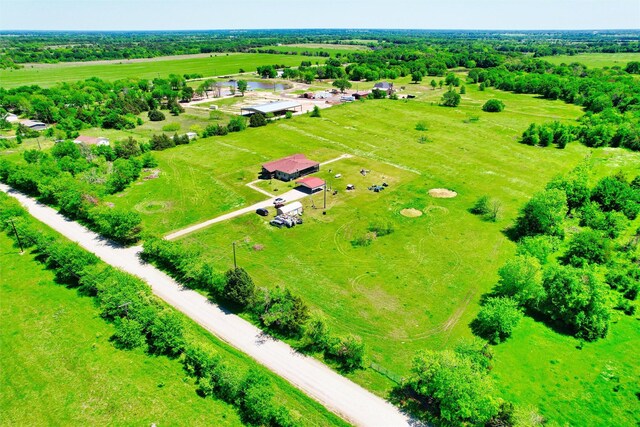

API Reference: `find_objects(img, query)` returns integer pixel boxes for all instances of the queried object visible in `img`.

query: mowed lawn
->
[0,232,348,427]
[0,53,306,88]
[542,52,640,68]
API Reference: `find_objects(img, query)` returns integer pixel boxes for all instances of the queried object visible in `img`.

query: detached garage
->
[277,201,303,216]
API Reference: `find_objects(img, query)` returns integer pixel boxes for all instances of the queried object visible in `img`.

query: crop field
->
[0,53,307,89]
[542,52,640,68]
[0,228,347,426]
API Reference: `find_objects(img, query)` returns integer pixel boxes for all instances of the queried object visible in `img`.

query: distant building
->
[261,154,320,181]
[74,135,110,146]
[185,132,197,140]
[374,82,394,93]
[352,91,371,100]
[2,113,18,123]
[20,120,46,131]
[241,100,302,116]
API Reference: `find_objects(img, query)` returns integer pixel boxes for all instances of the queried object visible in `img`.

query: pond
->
[216,80,288,91]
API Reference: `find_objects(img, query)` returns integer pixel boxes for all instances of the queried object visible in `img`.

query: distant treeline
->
[0,29,638,68]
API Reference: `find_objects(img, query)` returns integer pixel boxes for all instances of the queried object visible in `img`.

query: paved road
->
[1,184,414,427]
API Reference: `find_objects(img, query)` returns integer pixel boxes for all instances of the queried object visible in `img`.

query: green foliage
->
[325,334,366,371]
[113,317,147,350]
[236,80,248,95]
[514,189,568,239]
[495,255,545,307]
[440,89,461,107]
[148,109,165,121]
[404,350,499,425]
[591,174,640,220]
[562,229,611,267]
[162,122,181,132]
[285,111,293,119]
[150,133,175,150]
[114,137,142,159]
[515,235,559,264]
[411,71,423,84]
[300,313,330,351]
[91,207,142,244]
[224,267,256,308]
[227,116,247,132]
[470,195,490,215]
[415,121,428,131]
[482,99,504,112]
[546,167,590,212]
[472,297,523,344]
[367,219,394,236]
[541,265,610,341]
[254,286,309,335]
[310,105,321,117]
[249,113,267,128]
[147,310,185,357]
[332,78,352,93]
[520,123,539,146]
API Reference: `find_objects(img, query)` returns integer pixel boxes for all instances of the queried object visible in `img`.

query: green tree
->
[562,229,610,267]
[495,255,545,307]
[236,80,248,96]
[514,189,568,238]
[332,78,352,93]
[470,195,490,215]
[472,297,523,344]
[227,116,247,132]
[148,109,165,121]
[411,71,423,84]
[440,89,461,107]
[249,113,267,128]
[113,317,146,350]
[430,79,437,90]
[405,350,499,425]
[255,286,309,335]
[459,85,466,94]
[224,267,255,307]
[521,123,540,146]
[325,334,366,371]
[148,310,185,357]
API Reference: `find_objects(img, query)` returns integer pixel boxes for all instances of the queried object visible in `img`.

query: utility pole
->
[8,219,24,253]
[323,184,327,209]
[232,241,237,269]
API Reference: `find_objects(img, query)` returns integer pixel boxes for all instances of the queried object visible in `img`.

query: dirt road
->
[1,184,414,427]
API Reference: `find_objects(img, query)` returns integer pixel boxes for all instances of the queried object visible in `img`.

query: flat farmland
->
[0,53,307,88]
[542,52,640,68]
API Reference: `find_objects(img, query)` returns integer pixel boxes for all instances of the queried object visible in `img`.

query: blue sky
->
[0,0,638,31]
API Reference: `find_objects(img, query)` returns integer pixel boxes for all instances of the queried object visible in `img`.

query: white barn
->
[277,201,303,216]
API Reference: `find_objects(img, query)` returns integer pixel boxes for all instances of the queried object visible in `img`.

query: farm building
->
[374,82,395,93]
[353,91,371,100]
[262,154,320,181]
[296,176,325,192]
[74,135,110,146]
[2,113,18,123]
[241,100,302,116]
[20,120,46,131]
[277,201,303,216]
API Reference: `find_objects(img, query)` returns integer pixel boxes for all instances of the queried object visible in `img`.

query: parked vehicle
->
[256,207,269,216]
[270,218,285,227]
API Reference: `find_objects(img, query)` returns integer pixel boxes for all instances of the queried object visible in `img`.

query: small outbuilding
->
[20,120,46,131]
[374,82,395,94]
[2,113,18,123]
[296,176,325,192]
[74,135,110,146]
[352,91,370,100]
[185,132,197,140]
[277,201,303,216]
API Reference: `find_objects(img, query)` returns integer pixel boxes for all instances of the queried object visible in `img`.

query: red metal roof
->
[296,176,325,189]
[262,154,319,174]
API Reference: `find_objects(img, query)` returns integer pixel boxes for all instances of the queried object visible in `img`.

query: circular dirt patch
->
[428,188,457,198]
[134,201,171,214]
[401,208,423,217]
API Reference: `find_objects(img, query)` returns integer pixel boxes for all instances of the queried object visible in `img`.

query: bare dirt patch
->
[428,188,458,198]
[400,208,423,217]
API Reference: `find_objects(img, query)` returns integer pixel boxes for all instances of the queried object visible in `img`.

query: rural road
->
[1,184,414,427]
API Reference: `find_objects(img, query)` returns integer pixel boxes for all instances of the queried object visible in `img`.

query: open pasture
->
[0,53,306,89]
[542,52,640,68]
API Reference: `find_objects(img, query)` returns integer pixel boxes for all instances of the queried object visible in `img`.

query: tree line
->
[0,193,303,426]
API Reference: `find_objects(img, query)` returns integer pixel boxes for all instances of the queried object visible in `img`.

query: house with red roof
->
[261,154,319,181]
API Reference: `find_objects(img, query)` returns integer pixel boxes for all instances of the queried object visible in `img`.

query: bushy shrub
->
[147,310,185,357]
[482,99,504,112]
[249,113,267,127]
[224,267,256,308]
[254,286,309,335]
[325,334,366,371]
[148,109,165,121]
[162,122,180,132]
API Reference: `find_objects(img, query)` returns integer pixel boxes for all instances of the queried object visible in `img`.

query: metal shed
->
[277,201,303,216]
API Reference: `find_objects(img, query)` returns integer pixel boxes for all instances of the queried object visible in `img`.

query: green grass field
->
[0,53,308,89]
[5,74,639,425]
[542,52,640,68]
[0,232,348,426]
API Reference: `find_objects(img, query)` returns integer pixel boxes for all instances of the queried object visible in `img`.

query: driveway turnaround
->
[1,184,414,427]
